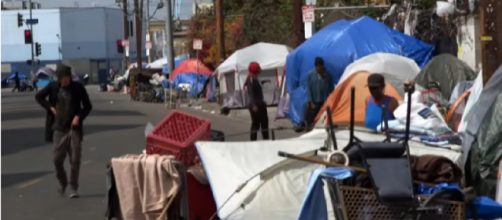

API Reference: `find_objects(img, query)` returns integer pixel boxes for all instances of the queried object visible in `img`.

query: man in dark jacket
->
[12,72,21,92]
[245,62,269,141]
[35,64,92,198]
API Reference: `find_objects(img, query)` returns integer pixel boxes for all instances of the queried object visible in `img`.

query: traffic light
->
[116,39,124,54]
[17,13,23,27]
[24,29,32,44]
[35,42,41,56]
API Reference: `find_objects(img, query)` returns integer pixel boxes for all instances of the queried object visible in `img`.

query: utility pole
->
[479,0,502,84]
[29,0,35,74]
[122,0,129,68]
[146,0,151,63]
[215,0,225,62]
[134,0,143,70]
[165,0,175,73]
[292,0,305,47]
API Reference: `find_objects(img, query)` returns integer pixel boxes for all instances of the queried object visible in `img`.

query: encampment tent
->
[170,59,212,97]
[196,129,462,220]
[285,16,434,125]
[462,65,502,197]
[147,54,189,74]
[314,53,421,126]
[215,42,291,108]
[35,67,55,87]
[315,72,403,126]
[415,54,477,100]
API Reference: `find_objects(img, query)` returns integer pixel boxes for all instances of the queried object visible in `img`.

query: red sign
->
[302,5,315,23]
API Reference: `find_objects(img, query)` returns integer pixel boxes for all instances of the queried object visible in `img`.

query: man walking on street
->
[35,64,92,198]
[245,62,269,141]
[305,57,334,130]
[12,72,21,92]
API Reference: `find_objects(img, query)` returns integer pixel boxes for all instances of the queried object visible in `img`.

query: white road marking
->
[16,178,42,189]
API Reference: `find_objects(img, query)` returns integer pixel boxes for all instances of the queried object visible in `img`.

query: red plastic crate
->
[187,173,217,220]
[146,111,210,166]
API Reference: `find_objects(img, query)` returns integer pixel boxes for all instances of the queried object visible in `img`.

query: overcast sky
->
[34,0,202,20]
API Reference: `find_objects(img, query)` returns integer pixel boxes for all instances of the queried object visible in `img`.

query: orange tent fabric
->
[446,91,470,132]
[170,59,213,80]
[315,72,402,126]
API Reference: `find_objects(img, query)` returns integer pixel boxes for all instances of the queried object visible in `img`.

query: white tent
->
[196,129,462,220]
[215,42,291,108]
[339,53,421,84]
[147,58,167,69]
[146,54,189,69]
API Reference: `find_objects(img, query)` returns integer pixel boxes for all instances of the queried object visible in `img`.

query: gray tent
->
[463,65,502,198]
[415,54,477,99]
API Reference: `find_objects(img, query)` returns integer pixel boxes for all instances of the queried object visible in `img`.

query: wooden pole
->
[215,0,225,62]
[479,0,502,84]
[123,0,129,68]
[292,0,305,47]
[134,0,143,70]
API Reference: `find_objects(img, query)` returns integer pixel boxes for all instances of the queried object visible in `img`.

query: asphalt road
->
[1,86,297,220]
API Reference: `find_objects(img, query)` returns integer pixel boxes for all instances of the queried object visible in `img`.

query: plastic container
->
[146,110,210,166]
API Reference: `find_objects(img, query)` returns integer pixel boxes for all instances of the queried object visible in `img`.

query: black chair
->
[342,85,447,219]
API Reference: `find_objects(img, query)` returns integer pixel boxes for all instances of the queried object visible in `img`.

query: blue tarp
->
[297,167,353,220]
[172,73,209,97]
[4,72,27,81]
[36,79,50,88]
[285,16,434,125]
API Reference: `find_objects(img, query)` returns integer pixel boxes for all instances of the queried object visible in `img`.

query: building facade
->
[1,7,144,83]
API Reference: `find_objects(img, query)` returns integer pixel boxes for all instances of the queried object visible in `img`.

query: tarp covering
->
[464,65,502,198]
[286,16,434,125]
[216,42,290,108]
[170,59,212,80]
[35,67,55,78]
[415,54,477,100]
[170,59,212,97]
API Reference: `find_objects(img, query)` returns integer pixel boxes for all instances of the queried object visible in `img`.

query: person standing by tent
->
[35,64,92,198]
[365,73,399,130]
[245,62,269,141]
[305,57,334,130]
[12,72,21,92]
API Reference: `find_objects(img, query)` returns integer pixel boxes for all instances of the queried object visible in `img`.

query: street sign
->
[25,18,39,25]
[145,41,152,49]
[302,5,315,23]
[193,38,203,50]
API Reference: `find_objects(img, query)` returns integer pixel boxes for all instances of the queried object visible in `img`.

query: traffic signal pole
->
[29,0,35,74]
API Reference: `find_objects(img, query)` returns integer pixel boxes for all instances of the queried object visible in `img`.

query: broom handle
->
[277,151,367,173]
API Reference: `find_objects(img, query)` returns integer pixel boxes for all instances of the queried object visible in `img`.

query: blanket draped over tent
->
[285,16,434,125]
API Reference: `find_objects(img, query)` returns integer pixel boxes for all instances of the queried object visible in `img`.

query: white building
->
[1,7,144,83]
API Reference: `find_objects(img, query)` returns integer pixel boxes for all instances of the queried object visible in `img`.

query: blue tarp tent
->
[285,16,434,125]
[170,59,213,97]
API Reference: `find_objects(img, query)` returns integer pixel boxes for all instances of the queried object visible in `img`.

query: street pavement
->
[1,86,298,220]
